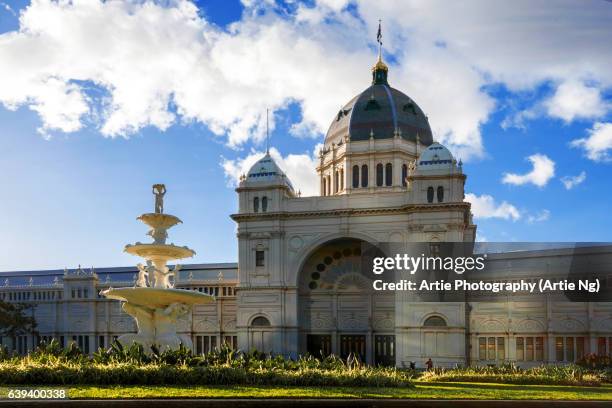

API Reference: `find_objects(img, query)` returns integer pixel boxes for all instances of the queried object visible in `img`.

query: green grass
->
[3,382,610,400]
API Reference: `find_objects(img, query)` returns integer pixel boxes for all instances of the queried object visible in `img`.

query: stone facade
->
[1,57,611,368]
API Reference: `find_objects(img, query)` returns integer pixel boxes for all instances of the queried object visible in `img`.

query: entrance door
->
[340,335,366,361]
[374,335,395,366]
[307,335,332,358]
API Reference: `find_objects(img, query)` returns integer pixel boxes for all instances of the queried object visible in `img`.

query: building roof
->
[418,142,456,169]
[245,152,294,191]
[324,59,433,148]
[0,263,238,287]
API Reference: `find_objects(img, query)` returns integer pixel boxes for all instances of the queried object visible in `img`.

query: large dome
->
[324,59,433,148]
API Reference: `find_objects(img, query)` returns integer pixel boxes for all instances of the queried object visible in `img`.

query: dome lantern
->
[372,55,389,85]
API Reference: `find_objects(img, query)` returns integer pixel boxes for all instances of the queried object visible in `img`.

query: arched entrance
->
[297,238,395,365]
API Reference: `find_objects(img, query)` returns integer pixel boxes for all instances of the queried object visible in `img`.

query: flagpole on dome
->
[266,108,270,155]
[372,20,388,85]
[377,19,383,62]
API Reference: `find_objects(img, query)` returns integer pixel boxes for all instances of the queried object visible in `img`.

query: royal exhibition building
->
[1,54,611,369]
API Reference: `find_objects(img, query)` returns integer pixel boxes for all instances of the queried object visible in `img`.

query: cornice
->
[407,173,467,181]
[231,202,471,222]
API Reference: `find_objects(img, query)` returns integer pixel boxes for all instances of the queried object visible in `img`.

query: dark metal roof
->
[0,262,238,287]
[325,82,433,148]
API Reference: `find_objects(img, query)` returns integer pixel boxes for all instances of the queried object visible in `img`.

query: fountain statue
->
[100,184,214,352]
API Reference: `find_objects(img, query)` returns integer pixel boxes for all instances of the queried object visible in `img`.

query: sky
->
[0,0,611,271]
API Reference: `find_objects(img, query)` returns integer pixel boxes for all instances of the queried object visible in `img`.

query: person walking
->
[425,358,433,370]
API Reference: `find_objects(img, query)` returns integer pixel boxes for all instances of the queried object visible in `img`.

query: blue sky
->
[0,0,611,271]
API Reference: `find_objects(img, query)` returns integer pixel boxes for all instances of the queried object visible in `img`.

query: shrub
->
[0,345,412,388]
[419,363,603,386]
[577,354,612,370]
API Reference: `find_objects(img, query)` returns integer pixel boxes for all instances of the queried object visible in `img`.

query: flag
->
[377,20,382,44]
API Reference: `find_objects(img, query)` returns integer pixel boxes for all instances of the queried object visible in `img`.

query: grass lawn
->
[3,382,609,400]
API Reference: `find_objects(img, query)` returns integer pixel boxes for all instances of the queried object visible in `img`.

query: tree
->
[0,299,37,338]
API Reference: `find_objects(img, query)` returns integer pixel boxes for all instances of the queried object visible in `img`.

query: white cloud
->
[222,144,321,196]
[571,122,612,162]
[0,0,610,158]
[560,171,586,190]
[465,193,520,221]
[504,80,609,130]
[526,209,550,224]
[502,154,555,187]
[544,80,609,122]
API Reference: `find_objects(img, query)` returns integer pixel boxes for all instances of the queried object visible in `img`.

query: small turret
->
[237,152,295,214]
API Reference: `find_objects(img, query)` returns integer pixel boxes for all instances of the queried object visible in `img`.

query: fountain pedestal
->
[101,184,213,352]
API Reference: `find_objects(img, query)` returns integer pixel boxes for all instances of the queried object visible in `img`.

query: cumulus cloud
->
[221,145,321,196]
[560,171,586,190]
[0,0,370,145]
[504,80,610,130]
[526,209,550,224]
[543,80,609,123]
[502,154,555,187]
[0,0,610,158]
[465,193,520,221]
[571,122,612,162]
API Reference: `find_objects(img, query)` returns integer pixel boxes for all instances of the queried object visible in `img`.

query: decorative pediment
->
[596,317,612,331]
[551,318,585,332]
[513,318,545,333]
[477,319,506,332]
[113,318,135,332]
[194,318,217,332]
[223,319,237,331]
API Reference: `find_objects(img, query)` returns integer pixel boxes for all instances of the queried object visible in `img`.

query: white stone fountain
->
[101,184,214,352]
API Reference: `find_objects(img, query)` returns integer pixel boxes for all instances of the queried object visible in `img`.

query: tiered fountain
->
[101,184,214,352]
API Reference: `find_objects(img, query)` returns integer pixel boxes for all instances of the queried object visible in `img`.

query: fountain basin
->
[101,287,214,309]
[137,213,182,229]
[124,243,195,261]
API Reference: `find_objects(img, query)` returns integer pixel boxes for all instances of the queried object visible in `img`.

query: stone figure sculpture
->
[119,303,155,349]
[152,184,166,214]
[135,263,149,287]
[154,302,193,351]
[147,226,168,244]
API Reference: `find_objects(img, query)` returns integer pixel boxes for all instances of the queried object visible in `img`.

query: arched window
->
[251,316,271,327]
[352,165,359,188]
[250,316,272,352]
[334,171,339,193]
[402,164,408,187]
[322,178,327,196]
[423,316,447,327]
[437,186,444,203]
[385,163,392,186]
[376,163,383,186]
[427,187,434,203]
[254,197,259,212]
[262,196,268,212]
[361,165,368,187]
[327,176,331,195]
[340,169,344,190]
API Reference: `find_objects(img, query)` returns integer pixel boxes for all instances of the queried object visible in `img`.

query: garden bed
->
[0,342,411,388]
[419,365,607,386]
